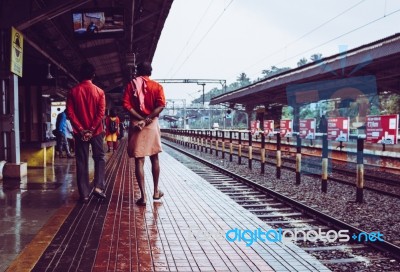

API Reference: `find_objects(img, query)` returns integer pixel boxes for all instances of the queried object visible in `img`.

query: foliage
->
[297,58,308,67]
[310,53,322,62]
[261,66,291,79]
[381,93,400,114]
[282,106,293,119]
[236,73,251,87]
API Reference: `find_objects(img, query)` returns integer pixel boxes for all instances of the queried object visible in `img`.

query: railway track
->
[164,136,400,198]
[163,142,400,272]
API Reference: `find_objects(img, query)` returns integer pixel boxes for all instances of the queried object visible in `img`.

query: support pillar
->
[356,138,364,203]
[321,134,328,193]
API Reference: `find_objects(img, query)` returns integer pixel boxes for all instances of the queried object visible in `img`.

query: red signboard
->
[263,120,274,136]
[327,117,349,141]
[280,119,292,137]
[366,114,399,144]
[250,120,259,135]
[299,118,316,139]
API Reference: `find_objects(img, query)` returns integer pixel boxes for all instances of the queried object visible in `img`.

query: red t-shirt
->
[66,80,106,136]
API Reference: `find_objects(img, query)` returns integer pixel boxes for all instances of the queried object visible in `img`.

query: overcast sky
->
[151,0,400,105]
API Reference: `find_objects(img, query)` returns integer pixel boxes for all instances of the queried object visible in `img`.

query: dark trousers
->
[74,133,105,198]
[56,134,71,155]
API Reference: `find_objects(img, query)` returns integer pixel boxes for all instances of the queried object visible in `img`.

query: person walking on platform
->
[105,108,120,152]
[66,118,75,153]
[123,61,166,206]
[55,110,74,158]
[66,62,107,203]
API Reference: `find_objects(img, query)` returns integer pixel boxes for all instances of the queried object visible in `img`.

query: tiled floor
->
[1,139,330,271]
[0,158,79,272]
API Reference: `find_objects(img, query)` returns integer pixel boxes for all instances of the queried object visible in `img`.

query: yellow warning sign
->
[10,27,23,77]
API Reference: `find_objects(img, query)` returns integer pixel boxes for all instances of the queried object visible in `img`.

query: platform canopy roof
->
[210,33,400,111]
[0,0,174,103]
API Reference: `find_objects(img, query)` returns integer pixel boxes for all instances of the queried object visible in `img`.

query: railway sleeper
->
[247,207,293,212]
[261,219,316,224]
[302,244,368,252]
[257,212,303,218]
[241,203,285,208]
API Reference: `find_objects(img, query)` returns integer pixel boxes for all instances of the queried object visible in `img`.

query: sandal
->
[153,190,164,200]
[136,198,146,206]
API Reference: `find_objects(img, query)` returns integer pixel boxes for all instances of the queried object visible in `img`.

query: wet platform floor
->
[1,139,329,271]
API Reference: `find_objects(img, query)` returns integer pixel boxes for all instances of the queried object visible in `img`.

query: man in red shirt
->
[66,62,107,203]
[123,62,166,206]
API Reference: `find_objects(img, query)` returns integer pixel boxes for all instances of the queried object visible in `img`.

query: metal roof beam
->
[17,0,91,30]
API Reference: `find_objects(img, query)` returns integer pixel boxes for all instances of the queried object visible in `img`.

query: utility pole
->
[156,79,227,130]
[198,83,206,106]
[154,79,227,102]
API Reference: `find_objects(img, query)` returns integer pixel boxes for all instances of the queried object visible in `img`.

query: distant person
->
[105,108,120,152]
[318,115,328,133]
[66,118,75,153]
[66,62,106,203]
[86,22,98,33]
[55,110,74,158]
[123,61,166,206]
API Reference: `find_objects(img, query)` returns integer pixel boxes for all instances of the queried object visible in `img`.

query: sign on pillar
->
[10,27,23,77]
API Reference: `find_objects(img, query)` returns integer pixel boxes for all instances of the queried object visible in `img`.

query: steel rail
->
[163,141,400,261]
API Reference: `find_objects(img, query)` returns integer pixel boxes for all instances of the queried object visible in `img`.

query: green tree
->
[282,106,293,119]
[297,58,308,67]
[310,53,322,62]
[384,94,400,114]
[261,66,291,79]
[299,106,315,119]
[236,72,251,87]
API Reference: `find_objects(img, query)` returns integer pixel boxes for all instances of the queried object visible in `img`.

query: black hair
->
[136,62,152,76]
[80,62,95,81]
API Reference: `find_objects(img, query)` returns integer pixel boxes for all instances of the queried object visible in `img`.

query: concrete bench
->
[20,141,57,168]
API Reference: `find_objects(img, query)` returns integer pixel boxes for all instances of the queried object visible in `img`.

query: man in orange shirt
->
[123,62,166,206]
[66,62,107,203]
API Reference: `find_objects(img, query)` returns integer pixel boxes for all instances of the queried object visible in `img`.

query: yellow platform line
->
[5,143,119,271]
[5,202,76,272]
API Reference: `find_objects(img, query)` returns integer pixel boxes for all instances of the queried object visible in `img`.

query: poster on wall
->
[280,119,293,138]
[263,120,274,136]
[327,117,349,142]
[299,118,316,139]
[366,114,399,144]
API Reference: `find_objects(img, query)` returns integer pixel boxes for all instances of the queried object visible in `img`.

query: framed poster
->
[366,114,399,144]
[263,120,274,136]
[327,117,349,142]
[299,118,316,139]
[280,119,293,138]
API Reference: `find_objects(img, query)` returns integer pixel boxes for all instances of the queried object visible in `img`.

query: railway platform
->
[1,140,329,272]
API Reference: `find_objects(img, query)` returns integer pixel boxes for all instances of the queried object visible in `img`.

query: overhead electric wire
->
[272,7,400,67]
[244,0,367,76]
[170,0,234,78]
[166,0,214,77]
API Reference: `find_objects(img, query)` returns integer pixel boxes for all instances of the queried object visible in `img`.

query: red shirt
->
[123,76,166,117]
[66,80,106,136]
